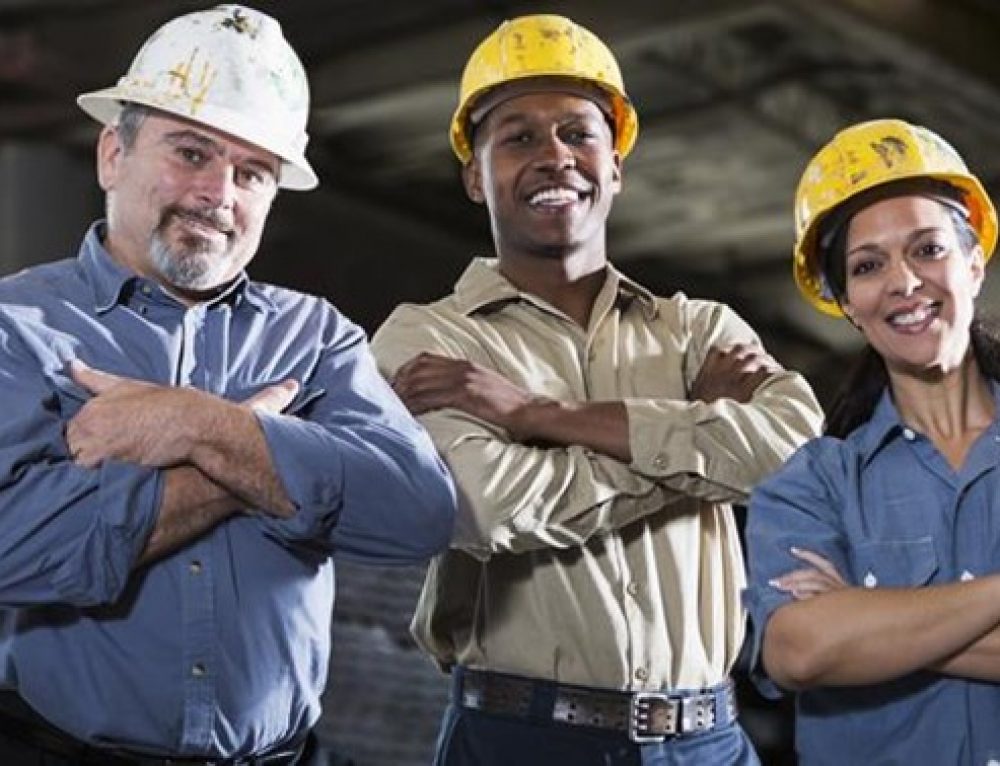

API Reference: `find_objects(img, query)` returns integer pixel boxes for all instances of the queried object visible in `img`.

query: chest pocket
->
[852,536,938,588]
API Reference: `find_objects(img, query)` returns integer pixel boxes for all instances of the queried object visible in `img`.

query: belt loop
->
[451,666,466,705]
[527,678,557,723]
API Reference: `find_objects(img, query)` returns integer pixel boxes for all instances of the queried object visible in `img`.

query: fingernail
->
[768,579,781,588]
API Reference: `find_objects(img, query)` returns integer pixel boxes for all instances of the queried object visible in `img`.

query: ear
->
[461,156,486,205]
[96,125,123,192]
[969,243,986,298]
[610,150,622,195]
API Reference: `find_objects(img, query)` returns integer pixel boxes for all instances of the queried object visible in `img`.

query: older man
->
[0,5,454,765]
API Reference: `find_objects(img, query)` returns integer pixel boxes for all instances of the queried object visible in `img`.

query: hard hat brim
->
[77,89,319,191]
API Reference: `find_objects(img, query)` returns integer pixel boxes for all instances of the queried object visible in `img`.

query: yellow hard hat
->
[793,118,997,317]
[449,14,638,164]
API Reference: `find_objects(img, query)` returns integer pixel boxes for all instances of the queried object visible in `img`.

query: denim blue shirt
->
[0,223,456,758]
[744,384,1000,766]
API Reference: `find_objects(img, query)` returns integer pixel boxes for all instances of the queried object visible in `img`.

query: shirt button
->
[191,663,207,678]
[653,455,667,470]
[902,428,916,441]
[626,582,640,597]
[189,560,203,575]
[634,668,649,682]
[961,570,975,582]
[141,284,152,296]
[863,571,878,588]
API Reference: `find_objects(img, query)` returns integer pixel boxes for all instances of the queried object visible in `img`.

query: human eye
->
[914,240,947,259]
[176,145,207,166]
[848,257,879,278]
[236,164,275,191]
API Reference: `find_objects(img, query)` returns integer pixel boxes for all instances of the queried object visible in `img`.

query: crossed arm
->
[391,343,781,464]
[65,362,298,565]
[765,548,1000,686]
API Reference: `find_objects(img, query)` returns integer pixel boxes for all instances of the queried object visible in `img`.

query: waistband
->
[452,666,738,744]
[0,690,307,765]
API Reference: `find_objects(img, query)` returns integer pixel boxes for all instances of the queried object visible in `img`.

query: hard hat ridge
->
[77,4,317,191]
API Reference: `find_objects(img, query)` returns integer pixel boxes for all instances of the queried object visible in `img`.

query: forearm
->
[188,401,294,518]
[763,576,1000,689]
[512,399,630,462]
[933,625,1000,682]
[137,465,241,566]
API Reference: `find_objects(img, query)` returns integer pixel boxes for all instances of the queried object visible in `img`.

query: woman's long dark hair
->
[819,186,1000,437]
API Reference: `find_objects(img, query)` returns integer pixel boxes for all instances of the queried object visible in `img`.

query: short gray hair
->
[114,102,150,152]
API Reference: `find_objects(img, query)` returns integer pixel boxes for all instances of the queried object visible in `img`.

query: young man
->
[0,6,454,765]
[372,13,822,766]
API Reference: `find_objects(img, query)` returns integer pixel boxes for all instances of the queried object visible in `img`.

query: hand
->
[66,361,299,469]
[690,343,782,404]
[769,547,848,600]
[391,352,533,433]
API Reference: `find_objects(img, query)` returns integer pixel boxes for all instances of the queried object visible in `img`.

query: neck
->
[498,244,608,328]
[889,353,995,467]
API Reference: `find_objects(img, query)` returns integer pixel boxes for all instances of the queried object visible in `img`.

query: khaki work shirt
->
[372,258,822,691]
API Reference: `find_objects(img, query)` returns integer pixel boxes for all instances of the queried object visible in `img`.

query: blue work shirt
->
[744,385,1000,766]
[0,223,456,758]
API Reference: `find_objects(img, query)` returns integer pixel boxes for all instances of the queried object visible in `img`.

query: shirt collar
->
[79,220,274,314]
[452,257,659,319]
[857,379,1000,465]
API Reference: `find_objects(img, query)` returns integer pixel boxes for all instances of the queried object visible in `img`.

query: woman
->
[744,118,1000,765]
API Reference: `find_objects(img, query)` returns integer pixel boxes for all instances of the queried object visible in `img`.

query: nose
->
[533,131,575,171]
[887,256,922,296]
[193,161,237,210]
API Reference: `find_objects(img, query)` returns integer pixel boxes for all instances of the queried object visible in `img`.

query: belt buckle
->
[628,691,674,744]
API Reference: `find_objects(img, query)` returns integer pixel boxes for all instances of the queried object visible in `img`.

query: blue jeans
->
[433,703,762,766]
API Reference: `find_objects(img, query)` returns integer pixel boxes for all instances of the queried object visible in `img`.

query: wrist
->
[508,396,563,443]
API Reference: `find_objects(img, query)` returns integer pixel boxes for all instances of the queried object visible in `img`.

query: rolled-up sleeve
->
[0,331,160,607]
[626,299,823,499]
[255,317,456,565]
[742,439,850,695]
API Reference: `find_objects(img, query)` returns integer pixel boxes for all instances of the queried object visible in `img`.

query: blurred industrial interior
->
[2,0,1000,762]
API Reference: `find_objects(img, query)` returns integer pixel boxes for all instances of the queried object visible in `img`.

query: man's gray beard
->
[150,231,229,291]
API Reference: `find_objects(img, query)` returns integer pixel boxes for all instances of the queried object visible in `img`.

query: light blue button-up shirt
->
[0,223,456,758]
[744,385,1000,766]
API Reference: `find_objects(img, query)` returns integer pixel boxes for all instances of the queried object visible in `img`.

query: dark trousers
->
[433,703,762,766]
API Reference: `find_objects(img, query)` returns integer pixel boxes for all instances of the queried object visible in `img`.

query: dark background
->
[3,1,1000,763]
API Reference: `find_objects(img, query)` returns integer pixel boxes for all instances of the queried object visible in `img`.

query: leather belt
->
[0,690,306,765]
[455,667,738,743]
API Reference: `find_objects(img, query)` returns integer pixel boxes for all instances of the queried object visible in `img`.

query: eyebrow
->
[161,129,279,177]
[846,225,948,258]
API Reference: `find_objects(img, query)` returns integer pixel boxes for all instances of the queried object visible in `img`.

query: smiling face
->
[98,110,280,303]
[462,90,622,266]
[840,194,985,379]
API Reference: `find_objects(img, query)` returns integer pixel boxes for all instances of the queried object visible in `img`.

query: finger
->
[791,547,844,581]
[69,360,123,394]
[245,379,300,414]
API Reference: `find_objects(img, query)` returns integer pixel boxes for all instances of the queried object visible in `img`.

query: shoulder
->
[371,294,481,371]
[248,282,365,347]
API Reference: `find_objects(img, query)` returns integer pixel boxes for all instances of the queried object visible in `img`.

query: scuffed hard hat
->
[793,118,997,317]
[77,4,317,191]
[450,14,638,164]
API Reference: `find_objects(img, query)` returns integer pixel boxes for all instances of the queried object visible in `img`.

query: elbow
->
[762,611,833,691]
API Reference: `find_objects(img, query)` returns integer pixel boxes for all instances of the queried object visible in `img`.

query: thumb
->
[244,379,300,414]
[69,360,122,394]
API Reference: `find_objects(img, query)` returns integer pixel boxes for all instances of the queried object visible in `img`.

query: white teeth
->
[528,188,579,206]
[890,306,933,326]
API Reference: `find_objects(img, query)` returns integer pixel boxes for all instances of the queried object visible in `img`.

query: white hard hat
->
[77,4,317,191]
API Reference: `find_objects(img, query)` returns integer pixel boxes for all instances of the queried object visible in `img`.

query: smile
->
[527,186,586,209]
[886,302,940,330]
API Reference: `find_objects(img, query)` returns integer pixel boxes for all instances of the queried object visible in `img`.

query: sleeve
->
[0,326,160,608]
[741,438,852,697]
[626,299,824,501]
[254,309,456,565]
[372,305,691,561]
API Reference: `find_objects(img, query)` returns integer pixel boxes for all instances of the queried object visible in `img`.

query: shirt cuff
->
[254,410,344,539]
[51,460,161,606]
[624,398,701,477]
